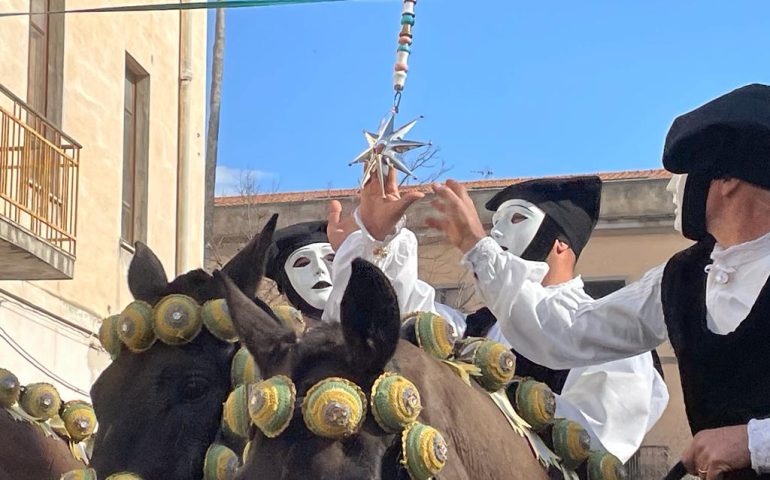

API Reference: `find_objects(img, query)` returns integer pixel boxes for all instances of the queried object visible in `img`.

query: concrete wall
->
[0,0,207,400]
[212,174,695,464]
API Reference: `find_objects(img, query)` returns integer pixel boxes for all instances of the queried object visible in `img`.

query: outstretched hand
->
[359,167,424,241]
[425,180,486,253]
[681,424,751,480]
[327,200,358,251]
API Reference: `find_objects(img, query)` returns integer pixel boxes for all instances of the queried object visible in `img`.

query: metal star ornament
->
[349,110,430,195]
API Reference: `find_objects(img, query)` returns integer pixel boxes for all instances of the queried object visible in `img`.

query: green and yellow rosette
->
[248,375,296,438]
[153,294,202,346]
[407,312,456,360]
[370,372,422,433]
[222,384,251,439]
[587,449,626,480]
[60,468,97,480]
[19,382,61,420]
[203,443,239,480]
[201,299,239,343]
[401,422,448,480]
[552,418,592,470]
[60,400,97,442]
[105,474,144,480]
[99,315,122,358]
[514,379,556,431]
[0,368,21,408]
[242,440,253,464]
[472,340,516,392]
[271,304,306,336]
[117,301,156,352]
[302,377,366,440]
[230,347,260,388]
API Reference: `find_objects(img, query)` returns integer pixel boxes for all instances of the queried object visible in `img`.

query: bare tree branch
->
[399,145,453,186]
[207,171,288,306]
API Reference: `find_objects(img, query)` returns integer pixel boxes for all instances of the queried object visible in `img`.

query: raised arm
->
[322,169,467,336]
[426,180,668,368]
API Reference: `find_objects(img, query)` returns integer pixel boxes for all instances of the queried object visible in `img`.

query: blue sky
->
[208,0,770,195]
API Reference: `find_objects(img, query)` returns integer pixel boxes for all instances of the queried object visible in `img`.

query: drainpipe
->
[176,0,193,275]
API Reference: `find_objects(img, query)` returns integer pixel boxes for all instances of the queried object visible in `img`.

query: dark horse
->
[89,216,278,479]
[0,411,85,480]
[219,258,549,480]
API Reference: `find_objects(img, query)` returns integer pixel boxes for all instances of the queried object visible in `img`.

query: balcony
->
[0,83,80,280]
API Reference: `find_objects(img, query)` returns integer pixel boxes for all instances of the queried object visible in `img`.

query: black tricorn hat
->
[485,175,602,258]
[265,221,329,284]
[663,83,770,189]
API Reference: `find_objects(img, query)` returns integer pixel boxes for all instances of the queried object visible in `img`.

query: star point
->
[349,111,430,193]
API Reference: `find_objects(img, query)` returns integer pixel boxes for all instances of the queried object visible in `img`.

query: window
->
[26,0,64,127]
[625,445,670,480]
[27,0,49,114]
[435,285,476,313]
[436,286,461,307]
[583,278,626,299]
[121,56,150,245]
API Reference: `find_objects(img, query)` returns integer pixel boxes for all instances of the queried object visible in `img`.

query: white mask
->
[490,199,546,256]
[284,243,335,310]
[666,174,688,234]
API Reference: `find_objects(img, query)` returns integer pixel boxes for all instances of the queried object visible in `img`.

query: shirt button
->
[714,270,729,284]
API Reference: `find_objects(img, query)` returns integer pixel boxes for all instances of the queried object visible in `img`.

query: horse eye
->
[510,213,528,224]
[181,378,209,402]
[293,257,311,268]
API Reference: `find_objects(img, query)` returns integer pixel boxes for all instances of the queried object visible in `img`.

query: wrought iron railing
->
[0,83,80,257]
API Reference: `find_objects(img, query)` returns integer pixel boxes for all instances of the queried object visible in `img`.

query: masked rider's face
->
[666,174,688,234]
[490,199,546,256]
[283,243,335,310]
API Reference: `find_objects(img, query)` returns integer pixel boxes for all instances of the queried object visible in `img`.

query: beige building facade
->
[213,168,693,475]
[0,0,207,401]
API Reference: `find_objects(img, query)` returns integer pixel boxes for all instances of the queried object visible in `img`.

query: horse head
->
[220,258,407,479]
[89,215,278,480]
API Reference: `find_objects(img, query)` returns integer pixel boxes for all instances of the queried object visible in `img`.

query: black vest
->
[662,240,770,479]
[662,239,770,433]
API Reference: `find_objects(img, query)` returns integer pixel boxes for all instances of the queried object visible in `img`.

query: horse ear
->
[222,214,278,299]
[128,242,169,303]
[215,269,295,377]
[340,259,401,374]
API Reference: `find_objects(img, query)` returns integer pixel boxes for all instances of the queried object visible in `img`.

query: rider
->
[323,171,668,463]
[265,221,335,327]
[425,83,770,478]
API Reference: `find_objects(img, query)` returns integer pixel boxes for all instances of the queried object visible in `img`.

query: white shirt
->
[463,231,770,472]
[322,211,668,462]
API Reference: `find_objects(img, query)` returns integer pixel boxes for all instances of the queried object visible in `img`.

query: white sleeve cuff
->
[749,418,770,473]
[353,207,406,246]
[461,236,550,284]
[461,237,504,270]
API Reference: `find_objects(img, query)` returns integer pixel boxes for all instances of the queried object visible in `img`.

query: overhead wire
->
[0,325,90,396]
[0,0,356,18]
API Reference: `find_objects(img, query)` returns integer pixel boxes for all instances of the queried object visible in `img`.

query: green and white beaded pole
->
[348,0,430,195]
[393,0,416,97]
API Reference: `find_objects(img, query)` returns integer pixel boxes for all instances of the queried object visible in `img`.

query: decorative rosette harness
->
[0,368,97,462]
[400,311,627,480]
[223,368,448,480]
[62,296,305,480]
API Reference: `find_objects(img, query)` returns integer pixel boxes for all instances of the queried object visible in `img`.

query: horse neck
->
[392,341,548,480]
[0,411,85,479]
